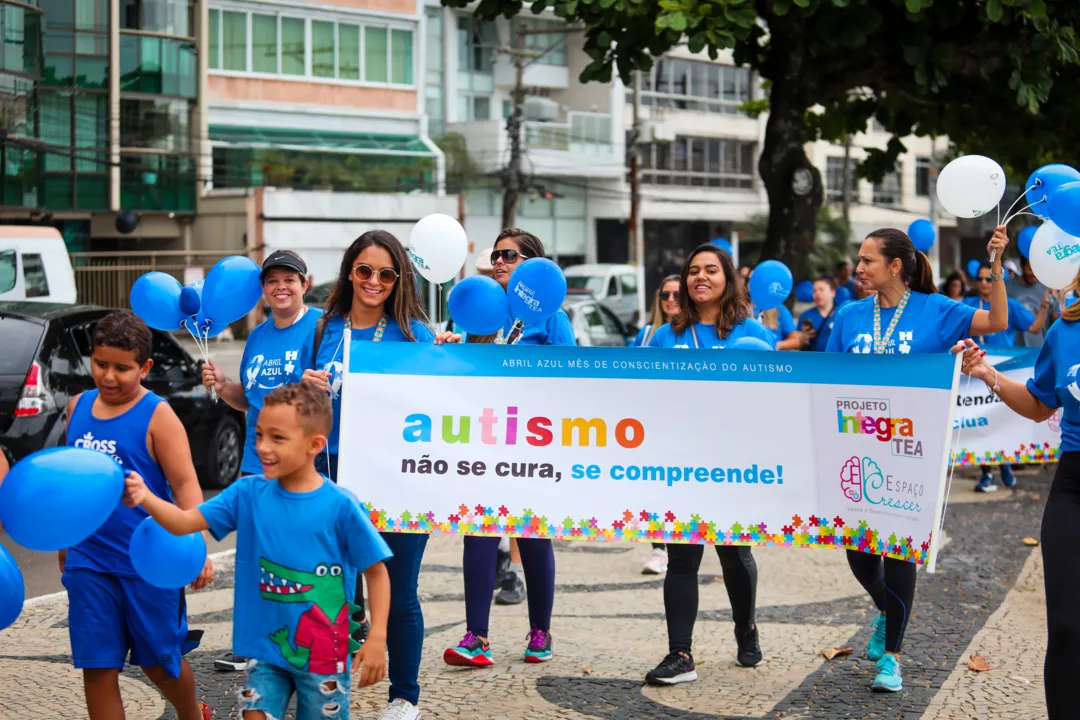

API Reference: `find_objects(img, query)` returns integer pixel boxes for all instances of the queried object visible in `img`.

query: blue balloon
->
[448,276,509,335]
[0,448,124,552]
[1017,225,1038,258]
[908,219,936,253]
[130,272,186,331]
[794,280,814,303]
[0,545,24,630]
[967,259,981,278]
[748,260,793,311]
[730,336,773,351]
[1046,181,1080,239]
[178,286,201,317]
[201,256,263,331]
[130,517,207,589]
[711,238,733,256]
[507,258,567,324]
[835,286,852,305]
[1027,164,1080,217]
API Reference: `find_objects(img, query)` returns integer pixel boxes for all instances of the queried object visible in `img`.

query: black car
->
[0,302,244,489]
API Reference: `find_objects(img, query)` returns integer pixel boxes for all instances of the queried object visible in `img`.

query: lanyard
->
[872,289,911,354]
[495,320,525,345]
[344,314,387,342]
[690,325,700,349]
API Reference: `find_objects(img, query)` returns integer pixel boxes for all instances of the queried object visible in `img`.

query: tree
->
[443,0,1080,280]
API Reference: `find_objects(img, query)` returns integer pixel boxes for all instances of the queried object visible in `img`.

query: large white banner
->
[338,344,961,568]
[950,349,1062,467]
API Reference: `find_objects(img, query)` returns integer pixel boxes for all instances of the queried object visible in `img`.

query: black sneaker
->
[494,570,525,605]
[214,653,251,672]
[735,625,764,667]
[645,651,698,686]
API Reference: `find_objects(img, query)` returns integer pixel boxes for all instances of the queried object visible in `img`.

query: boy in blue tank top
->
[123,383,392,720]
[62,310,212,720]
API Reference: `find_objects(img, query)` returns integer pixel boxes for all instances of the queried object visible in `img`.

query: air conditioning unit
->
[523,96,559,122]
[643,121,676,143]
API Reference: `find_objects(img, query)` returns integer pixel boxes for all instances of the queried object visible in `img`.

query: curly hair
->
[262,383,333,436]
[92,310,152,364]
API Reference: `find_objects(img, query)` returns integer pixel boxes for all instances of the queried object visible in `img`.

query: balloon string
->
[202,324,217,403]
[1001,185,1038,223]
[1002,202,1042,226]
[938,373,969,558]
[1003,210,1040,224]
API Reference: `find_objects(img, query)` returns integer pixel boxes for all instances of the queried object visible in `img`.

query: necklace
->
[344,313,387,342]
[872,288,911,354]
[495,320,525,345]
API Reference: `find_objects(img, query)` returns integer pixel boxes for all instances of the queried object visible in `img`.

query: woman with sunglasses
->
[301,230,439,720]
[443,228,572,669]
[825,227,1008,694]
[642,245,771,687]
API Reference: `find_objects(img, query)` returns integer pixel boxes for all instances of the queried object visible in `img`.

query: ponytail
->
[912,251,937,295]
[867,228,938,296]
[1062,272,1080,322]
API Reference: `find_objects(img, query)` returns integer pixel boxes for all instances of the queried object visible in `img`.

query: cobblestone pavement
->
[0,468,1052,719]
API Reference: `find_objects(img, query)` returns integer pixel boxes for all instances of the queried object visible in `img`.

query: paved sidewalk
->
[0,469,1052,719]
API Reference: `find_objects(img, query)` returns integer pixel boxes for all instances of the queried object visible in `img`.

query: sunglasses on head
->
[660,291,679,301]
[491,248,530,265]
[353,263,399,285]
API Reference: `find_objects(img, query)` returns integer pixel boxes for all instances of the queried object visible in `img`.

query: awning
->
[209,125,438,158]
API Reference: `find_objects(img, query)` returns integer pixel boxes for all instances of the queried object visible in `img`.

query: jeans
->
[382,531,429,706]
[240,660,350,720]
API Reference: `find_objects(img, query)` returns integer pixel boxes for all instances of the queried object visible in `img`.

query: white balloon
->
[1028,220,1080,290]
[935,155,1007,219]
[408,214,468,284]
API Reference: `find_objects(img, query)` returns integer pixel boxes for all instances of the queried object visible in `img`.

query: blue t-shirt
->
[500,309,575,346]
[200,475,392,673]
[799,307,836,352]
[826,292,976,354]
[1026,320,1080,452]
[754,305,796,346]
[647,318,775,349]
[312,315,435,455]
[239,308,323,474]
[632,325,650,347]
[962,296,1035,348]
[64,391,170,576]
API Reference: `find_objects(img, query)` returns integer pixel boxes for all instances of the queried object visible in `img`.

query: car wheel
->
[205,416,242,489]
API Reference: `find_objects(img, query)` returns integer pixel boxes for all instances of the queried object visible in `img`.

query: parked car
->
[0,302,244,489]
[0,226,77,304]
[563,293,629,346]
[563,263,641,327]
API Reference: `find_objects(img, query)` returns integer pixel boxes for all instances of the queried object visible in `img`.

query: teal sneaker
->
[524,627,553,663]
[866,614,886,662]
[443,631,493,667]
[872,654,903,693]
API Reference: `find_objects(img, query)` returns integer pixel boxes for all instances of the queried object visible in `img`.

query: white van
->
[0,226,77,304]
[563,263,641,326]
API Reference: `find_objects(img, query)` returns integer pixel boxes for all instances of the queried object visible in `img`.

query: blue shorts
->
[240,660,350,720]
[62,569,199,678]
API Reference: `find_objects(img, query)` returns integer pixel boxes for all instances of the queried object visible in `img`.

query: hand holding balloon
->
[201,359,224,394]
[301,368,330,393]
[987,225,1009,265]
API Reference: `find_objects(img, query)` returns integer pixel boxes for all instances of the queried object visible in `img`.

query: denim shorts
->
[239,659,350,720]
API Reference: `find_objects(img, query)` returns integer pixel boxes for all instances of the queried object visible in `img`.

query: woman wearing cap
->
[201,248,322,671]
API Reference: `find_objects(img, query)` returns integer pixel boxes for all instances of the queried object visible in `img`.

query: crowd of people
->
[3,223,1076,720]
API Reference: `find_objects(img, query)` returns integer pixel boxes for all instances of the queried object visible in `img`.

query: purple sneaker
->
[524,627,553,663]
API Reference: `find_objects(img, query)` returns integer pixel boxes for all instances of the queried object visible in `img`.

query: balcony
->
[449,112,621,178]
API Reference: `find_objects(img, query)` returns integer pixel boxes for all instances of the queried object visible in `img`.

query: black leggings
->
[1043,452,1080,719]
[663,544,757,654]
[845,550,916,653]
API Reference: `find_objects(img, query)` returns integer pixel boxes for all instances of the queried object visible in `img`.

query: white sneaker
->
[379,699,422,720]
[641,548,668,575]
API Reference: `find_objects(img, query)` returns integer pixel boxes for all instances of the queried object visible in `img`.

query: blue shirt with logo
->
[826,292,976,354]
[199,475,392,672]
[799,307,836,352]
[647,318,775,349]
[962,296,1034,348]
[64,390,171,576]
[500,310,575,346]
[754,305,796,346]
[1026,319,1080,452]
[239,308,323,474]
[312,315,435,455]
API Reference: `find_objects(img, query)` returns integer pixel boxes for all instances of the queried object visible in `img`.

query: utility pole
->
[929,136,943,278]
[629,70,646,324]
[841,133,853,239]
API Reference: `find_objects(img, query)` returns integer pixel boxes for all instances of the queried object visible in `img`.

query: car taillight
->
[15,361,46,417]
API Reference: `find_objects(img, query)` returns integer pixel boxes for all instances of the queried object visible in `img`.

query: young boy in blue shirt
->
[61,310,213,720]
[124,382,392,720]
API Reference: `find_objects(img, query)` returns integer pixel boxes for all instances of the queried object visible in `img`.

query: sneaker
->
[974,475,998,493]
[644,651,698,686]
[496,547,511,580]
[443,631,493,667]
[379,698,423,720]
[866,614,886,662]
[872,653,903,692]
[494,570,526,605]
[735,625,764,667]
[213,653,250,672]
[1000,465,1017,489]
[524,627,553,663]
[641,548,668,575]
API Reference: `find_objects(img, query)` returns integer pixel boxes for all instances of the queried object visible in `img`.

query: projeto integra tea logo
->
[839,456,923,514]
[408,249,430,271]
[835,398,923,459]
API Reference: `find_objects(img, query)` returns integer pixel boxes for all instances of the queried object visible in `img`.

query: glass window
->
[120,0,194,37]
[643,135,755,189]
[365,26,387,82]
[338,23,360,80]
[619,273,637,296]
[221,10,246,71]
[119,97,191,152]
[915,156,931,197]
[208,8,219,69]
[516,18,566,67]
[390,29,412,84]
[39,92,72,171]
[252,14,277,73]
[873,165,902,206]
[120,152,196,211]
[457,16,494,74]
[147,332,192,384]
[74,94,107,171]
[281,17,305,75]
[312,20,334,78]
[583,305,604,329]
[825,156,856,204]
[0,250,15,293]
[639,58,751,114]
[119,35,196,97]
[22,254,50,298]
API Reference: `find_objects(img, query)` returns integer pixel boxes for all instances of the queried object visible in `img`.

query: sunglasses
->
[976,277,993,283]
[353,263,399,285]
[660,291,679,301]
[491,248,531,265]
